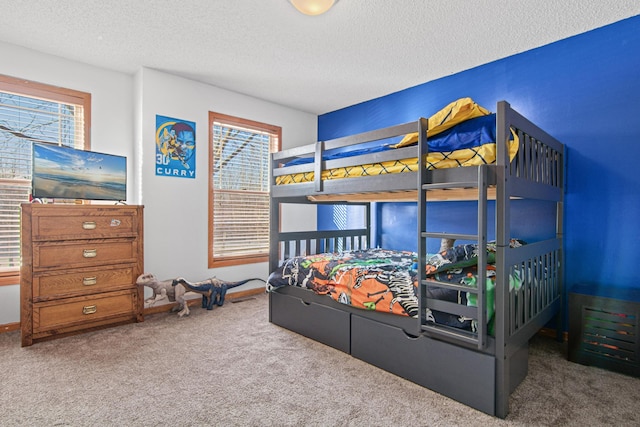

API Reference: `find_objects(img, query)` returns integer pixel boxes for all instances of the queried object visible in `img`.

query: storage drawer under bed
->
[269,291,351,353]
[350,314,497,416]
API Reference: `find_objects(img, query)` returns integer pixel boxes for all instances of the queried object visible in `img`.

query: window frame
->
[0,74,91,286]
[208,111,281,268]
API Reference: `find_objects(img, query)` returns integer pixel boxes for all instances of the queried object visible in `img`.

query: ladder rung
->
[421,232,477,241]
[422,279,478,295]
[422,181,478,190]
[421,323,479,345]
[426,299,479,319]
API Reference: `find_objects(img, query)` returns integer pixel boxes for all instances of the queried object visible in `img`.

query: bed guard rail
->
[271,119,427,199]
[496,101,564,201]
[272,228,369,269]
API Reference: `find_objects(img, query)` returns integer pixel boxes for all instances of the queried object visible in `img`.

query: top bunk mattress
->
[275,98,518,186]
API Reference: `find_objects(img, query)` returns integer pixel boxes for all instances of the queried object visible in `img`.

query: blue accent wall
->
[373,200,557,254]
[318,16,640,307]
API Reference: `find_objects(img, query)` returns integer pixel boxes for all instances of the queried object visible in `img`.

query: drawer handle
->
[83,249,97,258]
[83,305,97,315]
[82,221,97,230]
[82,277,97,286]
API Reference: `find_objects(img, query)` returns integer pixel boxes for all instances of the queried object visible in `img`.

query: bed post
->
[269,201,278,270]
[417,117,428,330]
[314,141,324,193]
[268,196,279,324]
[366,202,372,248]
[495,100,511,418]
[556,145,566,341]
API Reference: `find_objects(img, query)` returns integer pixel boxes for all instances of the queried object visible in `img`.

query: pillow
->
[425,239,526,275]
[393,97,491,148]
[425,243,487,275]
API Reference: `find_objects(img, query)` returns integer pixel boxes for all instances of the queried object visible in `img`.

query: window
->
[208,112,280,267]
[0,74,90,285]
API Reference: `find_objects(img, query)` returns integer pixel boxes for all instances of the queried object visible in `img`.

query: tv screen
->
[32,143,127,201]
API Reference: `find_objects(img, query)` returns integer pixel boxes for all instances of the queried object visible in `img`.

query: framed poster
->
[155,115,196,178]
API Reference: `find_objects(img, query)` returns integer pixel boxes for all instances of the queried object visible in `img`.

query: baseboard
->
[537,327,568,342]
[0,298,569,338]
[143,287,266,316]
[1,322,20,334]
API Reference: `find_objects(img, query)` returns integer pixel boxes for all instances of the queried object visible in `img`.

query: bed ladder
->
[418,164,492,350]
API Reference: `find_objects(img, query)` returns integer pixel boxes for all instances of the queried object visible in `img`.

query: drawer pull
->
[82,277,97,286]
[83,249,97,258]
[82,221,97,230]
[83,305,97,315]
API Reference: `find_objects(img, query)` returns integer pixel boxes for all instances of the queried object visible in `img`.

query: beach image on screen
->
[32,143,127,201]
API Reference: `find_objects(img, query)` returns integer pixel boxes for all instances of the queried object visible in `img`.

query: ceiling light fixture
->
[289,0,338,16]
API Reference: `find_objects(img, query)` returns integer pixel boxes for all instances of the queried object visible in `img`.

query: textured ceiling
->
[1,1,639,114]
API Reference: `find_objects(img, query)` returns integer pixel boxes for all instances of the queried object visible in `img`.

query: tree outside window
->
[208,112,280,267]
[0,75,90,285]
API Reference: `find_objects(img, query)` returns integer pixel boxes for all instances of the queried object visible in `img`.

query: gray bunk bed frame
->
[268,101,564,418]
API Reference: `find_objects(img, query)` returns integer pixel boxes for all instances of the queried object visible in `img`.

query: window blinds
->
[211,123,276,259]
[0,88,85,273]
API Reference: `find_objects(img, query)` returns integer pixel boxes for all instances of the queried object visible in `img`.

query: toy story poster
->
[155,115,196,178]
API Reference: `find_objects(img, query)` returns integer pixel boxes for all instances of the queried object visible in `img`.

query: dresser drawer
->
[33,266,136,300]
[32,291,136,333]
[33,239,138,270]
[31,207,138,240]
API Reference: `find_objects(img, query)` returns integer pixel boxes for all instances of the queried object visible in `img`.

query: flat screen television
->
[32,142,127,202]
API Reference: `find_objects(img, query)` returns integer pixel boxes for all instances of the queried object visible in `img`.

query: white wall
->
[0,42,317,324]
[0,42,137,200]
[136,67,317,286]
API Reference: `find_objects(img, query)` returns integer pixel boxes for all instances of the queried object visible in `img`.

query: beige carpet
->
[1,292,638,426]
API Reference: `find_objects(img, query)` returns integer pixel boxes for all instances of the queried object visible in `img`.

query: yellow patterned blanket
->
[275,98,518,186]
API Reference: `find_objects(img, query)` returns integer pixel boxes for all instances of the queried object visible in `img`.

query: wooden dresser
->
[20,204,144,347]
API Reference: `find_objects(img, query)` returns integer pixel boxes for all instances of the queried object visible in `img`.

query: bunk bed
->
[266,99,564,418]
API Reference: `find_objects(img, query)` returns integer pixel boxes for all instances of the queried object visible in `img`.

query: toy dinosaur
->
[136,273,265,317]
[137,273,189,315]
[172,277,265,316]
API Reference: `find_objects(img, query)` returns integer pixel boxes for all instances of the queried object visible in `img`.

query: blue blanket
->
[286,114,496,166]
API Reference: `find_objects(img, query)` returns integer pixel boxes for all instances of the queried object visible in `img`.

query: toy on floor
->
[136,273,264,317]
